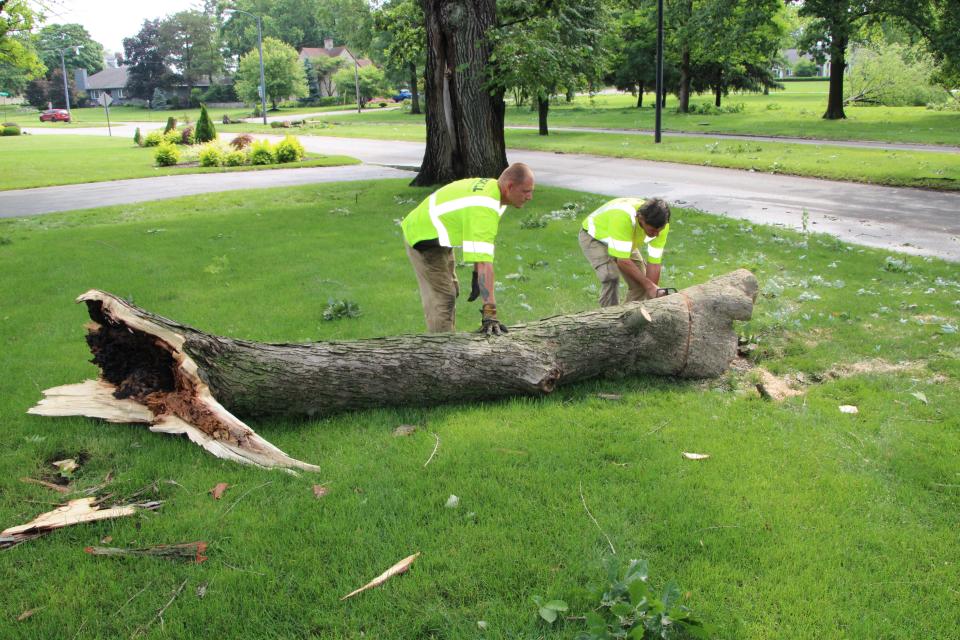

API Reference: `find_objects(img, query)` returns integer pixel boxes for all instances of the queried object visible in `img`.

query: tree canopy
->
[36,23,104,77]
[234,36,307,109]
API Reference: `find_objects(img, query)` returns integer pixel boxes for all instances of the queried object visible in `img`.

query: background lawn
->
[0,180,957,639]
[0,135,359,190]
[220,119,960,190]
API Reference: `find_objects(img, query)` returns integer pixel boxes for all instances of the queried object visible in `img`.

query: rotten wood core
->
[29,270,758,471]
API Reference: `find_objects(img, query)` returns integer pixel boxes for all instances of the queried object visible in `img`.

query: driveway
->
[7,131,960,261]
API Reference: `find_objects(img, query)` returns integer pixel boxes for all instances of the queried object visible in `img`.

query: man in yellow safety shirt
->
[579,197,672,307]
[401,163,535,335]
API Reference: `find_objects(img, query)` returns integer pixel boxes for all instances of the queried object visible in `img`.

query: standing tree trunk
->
[714,77,723,107]
[409,61,422,114]
[538,95,549,135]
[636,82,644,108]
[29,271,758,471]
[824,31,848,120]
[678,46,691,113]
[413,0,507,186]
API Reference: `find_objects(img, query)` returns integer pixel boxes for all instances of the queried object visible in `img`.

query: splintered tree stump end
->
[28,270,758,469]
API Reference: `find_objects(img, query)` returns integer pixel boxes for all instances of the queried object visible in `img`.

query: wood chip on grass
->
[209,483,229,500]
[682,452,711,460]
[341,552,421,600]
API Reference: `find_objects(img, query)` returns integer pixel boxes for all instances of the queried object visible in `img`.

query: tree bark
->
[636,82,644,108]
[412,0,507,186]
[824,32,848,120]
[714,82,722,108]
[537,95,549,135]
[29,271,758,471]
[678,45,691,113]
[409,61,421,114]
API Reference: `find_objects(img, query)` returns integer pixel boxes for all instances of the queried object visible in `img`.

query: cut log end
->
[28,292,319,472]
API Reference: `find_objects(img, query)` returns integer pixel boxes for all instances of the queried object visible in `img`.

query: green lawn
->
[0,135,359,190]
[222,119,960,190]
[1,180,957,639]
[8,103,365,127]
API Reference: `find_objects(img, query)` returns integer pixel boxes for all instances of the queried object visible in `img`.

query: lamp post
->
[654,0,663,143]
[225,8,267,125]
[353,55,361,114]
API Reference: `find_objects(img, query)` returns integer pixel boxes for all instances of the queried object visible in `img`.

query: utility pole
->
[225,9,267,125]
[353,55,361,114]
[655,0,664,143]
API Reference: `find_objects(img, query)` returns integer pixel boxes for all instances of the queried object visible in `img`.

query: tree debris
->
[312,485,329,499]
[28,272,756,469]
[596,393,623,401]
[755,369,804,402]
[84,541,208,563]
[839,405,859,414]
[682,452,711,460]
[209,483,229,500]
[340,552,421,600]
[19,477,70,494]
[2,497,161,549]
[17,608,42,622]
[424,432,440,468]
[393,424,417,437]
[52,459,78,475]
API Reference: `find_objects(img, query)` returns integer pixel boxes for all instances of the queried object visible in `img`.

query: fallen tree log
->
[29,269,758,471]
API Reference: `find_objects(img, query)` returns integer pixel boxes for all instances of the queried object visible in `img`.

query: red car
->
[39,109,70,122]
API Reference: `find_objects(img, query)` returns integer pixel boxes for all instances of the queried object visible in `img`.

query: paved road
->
[8,130,960,261]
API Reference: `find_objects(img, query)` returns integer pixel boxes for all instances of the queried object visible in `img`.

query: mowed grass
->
[0,180,958,639]
[0,135,359,191]
[222,119,960,190]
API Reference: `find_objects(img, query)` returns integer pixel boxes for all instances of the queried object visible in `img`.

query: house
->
[774,48,832,79]
[75,65,216,107]
[298,38,373,97]
[76,66,132,104]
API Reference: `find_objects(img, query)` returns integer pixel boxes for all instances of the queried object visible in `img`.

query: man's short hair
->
[638,198,670,228]
[499,162,533,184]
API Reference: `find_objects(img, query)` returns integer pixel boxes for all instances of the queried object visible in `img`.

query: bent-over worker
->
[401,163,535,334]
[579,197,671,307]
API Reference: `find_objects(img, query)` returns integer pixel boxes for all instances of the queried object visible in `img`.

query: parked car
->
[39,109,70,122]
[393,89,412,102]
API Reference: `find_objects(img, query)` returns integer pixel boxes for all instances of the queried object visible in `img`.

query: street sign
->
[0,92,9,97]
[98,93,113,107]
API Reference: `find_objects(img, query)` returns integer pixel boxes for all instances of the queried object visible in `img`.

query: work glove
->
[467,269,481,302]
[656,287,678,297]
[479,303,508,336]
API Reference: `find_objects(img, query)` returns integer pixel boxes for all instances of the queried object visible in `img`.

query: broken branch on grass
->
[19,477,70,493]
[134,578,188,637]
[579,481,616,555]
[423,432,440,468]
[85,541,208,563]
[2,497,161,550]
[340,552,421,600]
[219,481,274,520]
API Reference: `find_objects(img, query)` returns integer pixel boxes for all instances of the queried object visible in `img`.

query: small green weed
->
[323,298,362,320]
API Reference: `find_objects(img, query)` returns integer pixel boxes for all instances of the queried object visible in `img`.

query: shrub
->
[379,101,387,108]
[133,127,142,145]
[180,126,195,145]
[163,129,182,145]
[198,142,224,167]
[194,103,217,143]
[252,104,261,118]
[270,120,283,128]
[229,134,254,150]
[224,150,246,166]
[143,130,164,147]
[2,125,21,136]
[275,135,305,163]
[163,116,177,133]
[154,142,180,166]
[248,139,275,165]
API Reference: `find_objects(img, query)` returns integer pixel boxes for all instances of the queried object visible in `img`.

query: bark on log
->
[28,270,758,471]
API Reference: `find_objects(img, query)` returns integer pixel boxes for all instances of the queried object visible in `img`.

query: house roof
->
[85,65,129,90]
[298,46,374,68]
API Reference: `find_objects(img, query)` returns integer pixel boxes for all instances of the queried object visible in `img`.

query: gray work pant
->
[579,229,649,307]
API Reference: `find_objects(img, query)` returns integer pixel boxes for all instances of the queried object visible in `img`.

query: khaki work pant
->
[579,228,649,307]
[406,243,460,333]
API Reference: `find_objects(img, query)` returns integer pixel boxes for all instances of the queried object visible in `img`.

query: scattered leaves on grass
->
[596,393,623,401]
[209,483,229,500]
[532,595,569,624]
[393,424,417,437]
[911,391,928,404]
[340,552,421,600]
[445,495,460,509]
[682,452,711,460]
[313,485,329,499]
[839,405,859,414]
